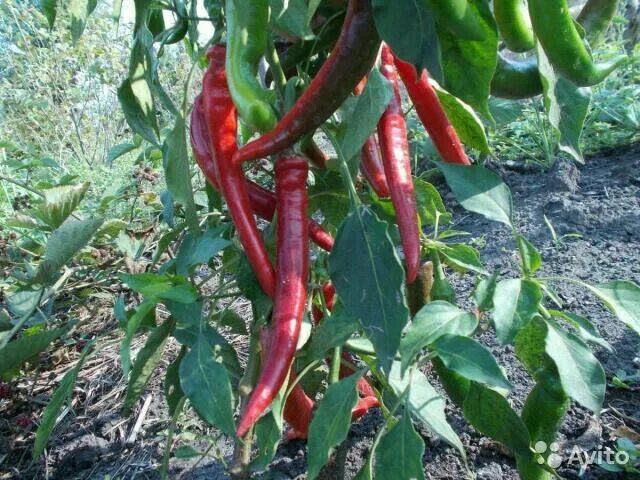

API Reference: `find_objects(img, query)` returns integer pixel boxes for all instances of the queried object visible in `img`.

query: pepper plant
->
[12,0,640,479]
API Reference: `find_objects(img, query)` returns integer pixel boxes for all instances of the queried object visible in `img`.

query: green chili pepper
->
[225,0,277,132]
[491,53,542,99]
[577,0,620,47]
[425,0,487,41]
[494,0,535,52]
[528,0,627,86]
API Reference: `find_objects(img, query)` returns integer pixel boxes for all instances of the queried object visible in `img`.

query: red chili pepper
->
[236,155,310,437]
[377,44,420,284]
[232,0,380,167]
[360,134,390,198]
[283,367,315,440]
[303,141,330,169]
[351,396,379,421]
[192,78,334,252]
[392,53,471,166]
[202,45,276,298]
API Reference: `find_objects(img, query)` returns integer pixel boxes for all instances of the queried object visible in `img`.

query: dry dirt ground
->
[1,145,639,479]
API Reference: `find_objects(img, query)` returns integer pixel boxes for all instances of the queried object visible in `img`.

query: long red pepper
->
[392,53,471,166]
[232,0,380,167]
[377,44,420,284]
[360,135,390,198]
[202,45,276,298]
[236,155,310,437]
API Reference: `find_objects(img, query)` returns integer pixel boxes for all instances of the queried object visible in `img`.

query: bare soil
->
[1,145,639,480]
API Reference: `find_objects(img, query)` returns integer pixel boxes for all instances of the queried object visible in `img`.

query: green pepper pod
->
[494,0,535,52]
[425,0,487,41]
[577,0,619,47]
[225,0,277,132]
[491,53,542,99]
[528,0,627,86]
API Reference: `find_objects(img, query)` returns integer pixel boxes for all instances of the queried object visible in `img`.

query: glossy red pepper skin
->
[392,54,471,166]
[236,155,310,438]
[303,141,330,169]
[191,92,334,252]
[233,0,380,166]
[360,135,390,198]
[202,45,276,298]
[283,368,315,439]
[378,44,420,284]
[351,395,379,420]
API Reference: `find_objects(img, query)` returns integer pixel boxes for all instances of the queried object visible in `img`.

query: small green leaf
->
[32,182,90,229]
[492,279,542,344]
[545,320,605,413]
[40,0,58,28]
[329,206,409,373]
[174,226,231,275]
[163,115,197,226]
[120,300,156,378]
[515,234,542,275]
[118,78,158,145]
[549,310,612,351]
[375,411,425,480]
[69,0,97,41]
[437,162,513,227]
[165,347,185,417]
[120,273,199,304]
[413,178,451,227]
[440,243,487,275]
[474,271,499,311]
[306,301,360,363]
[432,334,512,390]
[216,309,247,336]
[400,301,477,372]
[0,327,68,376]
[179,337,235,437]
[251,413,282,471]
[107,142,137,163]
[584,281,640,336]
[307,373,361,480]
[269,0,314,38]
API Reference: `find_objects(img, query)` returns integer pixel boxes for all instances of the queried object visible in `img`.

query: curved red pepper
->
[232,0,380,167]
[378,44,420,284]
[236,155,310,438]
[351,396,380,421]
[360,135,390,198]
[202,45,276,298]
[392,53,471,166]
[303,141,330,169]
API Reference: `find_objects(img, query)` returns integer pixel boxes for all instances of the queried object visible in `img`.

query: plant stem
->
[159,397,186,479]
[329,346,342,384]
[0,174,45,198]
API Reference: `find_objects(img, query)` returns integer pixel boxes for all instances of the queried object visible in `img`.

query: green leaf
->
[339,68,392,162]
[69,0,97,41]
[545,320,605,413]
[388,363,465,457]
[216,309,247,336]
[33,343,92,459]
[375,411,425,480]
[106,142,137,164]
[440,243,487,275]
[307,373,361,480]
[94,219,128,242]
[462,382,531,458]
[120,300,156,378]
[372,0,442,81]
[413,178,451,227]
[123,318,175,413]
[437,162,513,227]
[437,0,498,120]
[308,170,350,229]
[165,347,185,417]
[329,206,409,373]
[515,234,542,275]
[474,271,499,311]
[36,217,104,285]
[537,45,592,163]
[0,327,68,376]
[432,334,512,390]
[433,81,490,153]
[400,301,477,372]
[6,214,39,230]
[179,337,235,437]
[251,413,282,471]
[162,115,197,226]
[306,301,360,363]
[118,77,158,145]
[40,0,58,28]
[492,279,542,344]
[583,281,640,337]
[548,309,612,351]
[174,226,231,275]
[31,182,90,229]
[269,0,314,39]
[120,273,199,304]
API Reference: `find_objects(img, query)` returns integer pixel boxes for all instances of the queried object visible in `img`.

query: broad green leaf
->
[69,0,97,41]
[6,214,39,230]
[537,45,592,163]
[306,301,360,363]
[463,382,531,458]
[329,206,409,372]
[106,142,137,164]
[492,279,542,344]
[307,373,361,480]
[120,300,156,378]
[216,309,247,336]
[118,78,158,145]
[339,68,392,163]
[433,81,490,153]
[40,0,58,27]
[545,321,605,413]
[388,364,465,457]
[308,170,350,229]
[94,219,128,242]
[372,0,442,81]
[163,115,197,226]
[437,162,513,227]
[432,334,512,390]
[413,178,451,227]
[515,234,542,275]
[251,413,282,471]
[440,243,487,275]
[437,0,498,120]
[375,411,425,480]
[165,347,185,417]
[123,318,175,413]
[0,327,68,376]
[584,281,640,336]
[120,273,199,304]
[33,343,92,459]
[174,226,231,275]
[179,337,235,437]
[400,301,477,372]
[36,217,104,285]
[548,309,612,351]
[474,271,499,311]
[269,0,314,38]
[31,182,90,229]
